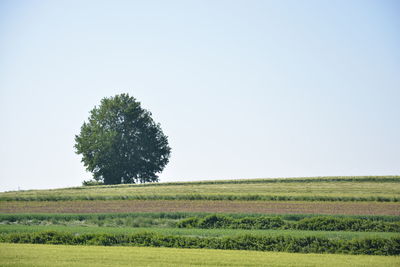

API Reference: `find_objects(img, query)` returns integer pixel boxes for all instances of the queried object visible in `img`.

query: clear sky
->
[0,0,399,191]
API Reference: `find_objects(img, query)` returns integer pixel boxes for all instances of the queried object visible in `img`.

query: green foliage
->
[176,217,200,228]
[191,215,286,230]
[2,224,400,240]
[1,231,399,255]
[75,93,171,184]
[82,180,104,186]
[295,217,400,232]
[176,215,400,232]
[237,216,286,229]
[198,215,235,229]
[2,213,399,231]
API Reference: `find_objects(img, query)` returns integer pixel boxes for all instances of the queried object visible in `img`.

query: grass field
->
[1,176,399,265]
[1,243,399,267]
[2,224,399,240]
[1,176,399,201]
[2,199,399,215]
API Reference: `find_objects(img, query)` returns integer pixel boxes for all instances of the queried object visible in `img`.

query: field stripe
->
[1,243,399,267]
[1,200,399,215]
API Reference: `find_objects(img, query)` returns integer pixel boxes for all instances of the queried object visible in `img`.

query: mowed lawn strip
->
[1,243,399,267]
[1,224,399,240]
[1,200,399,215]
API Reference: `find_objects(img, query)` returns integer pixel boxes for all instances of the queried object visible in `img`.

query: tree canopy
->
[75,93,171,184]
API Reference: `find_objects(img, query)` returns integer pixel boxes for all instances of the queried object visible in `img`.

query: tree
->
[74,93,171,185]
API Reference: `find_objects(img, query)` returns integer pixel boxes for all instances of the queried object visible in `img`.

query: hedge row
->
[2,214,399,231]
[177,215,400,232]
[2,213,398,223]
[1,194,399,202]
[1,231,399,255]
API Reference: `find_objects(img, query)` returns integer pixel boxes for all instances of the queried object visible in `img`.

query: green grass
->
[1,243,399,267]
[2,213,399,232]
[1,212,399,222]
[1,176,400,201]
[1,224,399,240]
[1,177,399,263]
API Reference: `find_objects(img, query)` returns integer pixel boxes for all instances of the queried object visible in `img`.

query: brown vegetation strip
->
[1,200,399,216]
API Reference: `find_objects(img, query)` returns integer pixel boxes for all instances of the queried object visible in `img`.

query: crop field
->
[2,244,400,267]
[1,176,399,201]
[2,199,399,215]
[1,176,399,265]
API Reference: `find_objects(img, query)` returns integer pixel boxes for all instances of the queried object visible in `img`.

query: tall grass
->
[176,214,400,232]
[2,213,399,232]
[1,225,399,240]
[1,231,399,255]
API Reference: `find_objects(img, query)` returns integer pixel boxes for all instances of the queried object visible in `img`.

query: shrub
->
[176,217,200,228]
[2,231,399,255]
[296,217,400,232]
[82,180,104,186]
[176,215,400,232]
[255,217,285,229]
[198,215,234,229]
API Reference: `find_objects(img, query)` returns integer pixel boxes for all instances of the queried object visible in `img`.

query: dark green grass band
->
[1,231,399,255]
[2,213,399,232]
[176,214,400,232]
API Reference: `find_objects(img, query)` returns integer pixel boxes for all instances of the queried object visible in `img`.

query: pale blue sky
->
[0,0,399,191]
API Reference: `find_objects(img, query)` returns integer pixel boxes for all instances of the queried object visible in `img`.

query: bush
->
[176,217,200,228]
[198,215,234,229]
[176,215,400,232]
[2,213,399,232]
[296,217,400,232]
[82,180,104,186]
[255,217,285,229]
